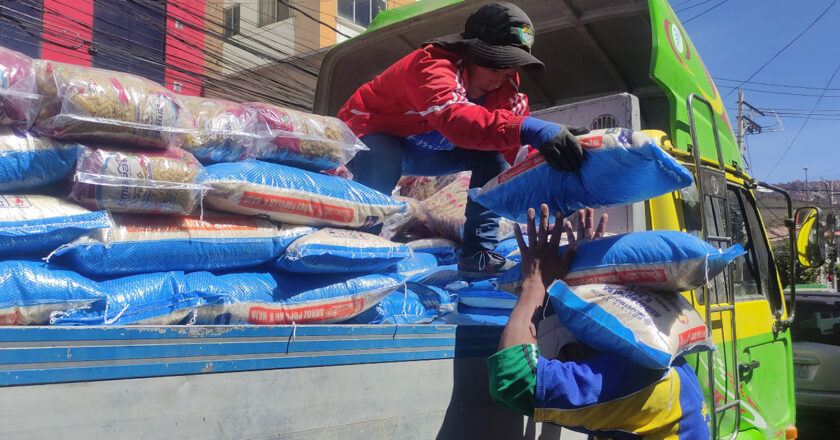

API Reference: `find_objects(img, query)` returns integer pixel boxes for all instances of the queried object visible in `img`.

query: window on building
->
[338,0,386,28]
[224,5,240,37]
[259,0,291,27]
[174,20,183,29]
[172,82,183,92]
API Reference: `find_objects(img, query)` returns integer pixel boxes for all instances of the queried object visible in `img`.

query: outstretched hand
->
[514,205,608,291]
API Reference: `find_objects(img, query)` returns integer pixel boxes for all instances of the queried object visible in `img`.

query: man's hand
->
[515,204,575,289]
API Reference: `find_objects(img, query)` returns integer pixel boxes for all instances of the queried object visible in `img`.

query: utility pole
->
[804,167,809,201]
[737,92,744,154]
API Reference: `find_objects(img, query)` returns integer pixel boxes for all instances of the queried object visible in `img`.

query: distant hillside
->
[774,179,840,204]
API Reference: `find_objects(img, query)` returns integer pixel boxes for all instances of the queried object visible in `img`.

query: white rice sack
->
[51,212,314,276]
[182,96,258,164]
[247,102,366,171]
[0,46,40,128]
[203,161,405,228]
[470,128,693,222]
[0,194,109,257]
[69,146,207,214]
[274,228,412,274]
[191,272,402,325]
[33,62,187,148]
[547,282,714,369]
[0,127,81,191]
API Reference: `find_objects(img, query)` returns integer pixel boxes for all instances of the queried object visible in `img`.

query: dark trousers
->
[348,133,510,256]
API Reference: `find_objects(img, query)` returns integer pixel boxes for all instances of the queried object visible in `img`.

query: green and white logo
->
[518,25,534,49]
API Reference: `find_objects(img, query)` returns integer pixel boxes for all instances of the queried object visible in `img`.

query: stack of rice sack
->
[0,44,424,326]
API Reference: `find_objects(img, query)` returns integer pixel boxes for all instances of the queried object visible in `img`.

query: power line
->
[714,76,840,91]
[723,0,838,98]
[682,0,729,23]
[765,57,840,180]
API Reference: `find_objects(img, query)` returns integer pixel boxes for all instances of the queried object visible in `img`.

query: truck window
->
[679,184,782,311]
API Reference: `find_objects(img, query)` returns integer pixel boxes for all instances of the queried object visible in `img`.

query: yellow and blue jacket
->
[534,352,711,440]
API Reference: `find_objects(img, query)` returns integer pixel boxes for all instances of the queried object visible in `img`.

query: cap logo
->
[517,25,534,49]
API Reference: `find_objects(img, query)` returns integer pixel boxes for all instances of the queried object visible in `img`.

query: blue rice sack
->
[345,286,436,325]
[0,260,102,325]
[495,230,745,294]
[194,272,402,325]
[407,238,459,265]
[470,129,693,222]
[454,280,518,309]
[388,252,438,278]
[274,228,412,273]
[547,282,714,369]
[405,282,458,313]
[50,271,219,326]
[51,212,313,276]
[438,304,510,326]
[0,127,81,191]
[0,194,109,257]
[203,161,404,228]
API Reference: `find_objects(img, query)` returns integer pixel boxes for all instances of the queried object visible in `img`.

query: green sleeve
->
[487,344,539,417]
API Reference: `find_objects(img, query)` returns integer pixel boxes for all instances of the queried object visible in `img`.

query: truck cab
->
[0,1,814,439]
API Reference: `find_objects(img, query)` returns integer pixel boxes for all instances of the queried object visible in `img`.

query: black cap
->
[426,2,543,69]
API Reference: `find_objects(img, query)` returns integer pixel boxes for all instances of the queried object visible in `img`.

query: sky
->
[673,0,840,184]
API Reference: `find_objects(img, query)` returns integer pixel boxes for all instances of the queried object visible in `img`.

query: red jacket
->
[337,45,529,164]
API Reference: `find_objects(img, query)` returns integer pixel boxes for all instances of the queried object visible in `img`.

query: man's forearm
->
[498,277,546,350]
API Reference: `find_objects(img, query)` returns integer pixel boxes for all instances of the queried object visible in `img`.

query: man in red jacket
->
[339,2,586,278]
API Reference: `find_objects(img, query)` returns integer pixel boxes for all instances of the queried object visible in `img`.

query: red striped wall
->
[165,0,205,96]
[41,0,94,65]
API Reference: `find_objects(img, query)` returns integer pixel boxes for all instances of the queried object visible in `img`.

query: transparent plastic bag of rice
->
[247,102,366,171]
[182,96,258,163]
[33,62,187,148]
[0,46,40,128]
[69,146,207,214]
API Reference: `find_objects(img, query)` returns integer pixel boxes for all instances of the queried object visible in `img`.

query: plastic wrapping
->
[182,96,257,163]
[398,174,462,201]
[547,282,714,369]
[0,127,81,191]
[33,62,187,148]
[70,146,207,214]
[0,46,40,128]
[203,161,405,228]
[470,128,694,222]
[51,212,314,276]
[0,194,109,257]
[0,260,103,325]
[247,102,367,171]
[274,228,412,274]
[381,196,429,240]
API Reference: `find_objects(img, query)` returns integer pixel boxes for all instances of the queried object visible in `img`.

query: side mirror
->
[795,207,826,268]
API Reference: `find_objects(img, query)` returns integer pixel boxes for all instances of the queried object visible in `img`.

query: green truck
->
[0,1,823,439]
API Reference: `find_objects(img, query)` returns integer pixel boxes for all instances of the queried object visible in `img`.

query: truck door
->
[680,182,793,439]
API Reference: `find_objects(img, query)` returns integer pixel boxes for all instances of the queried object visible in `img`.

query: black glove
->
[566,125,591,136]
[537,126,585,171]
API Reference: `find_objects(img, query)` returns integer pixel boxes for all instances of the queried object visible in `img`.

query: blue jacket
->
[535,354,711,440]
